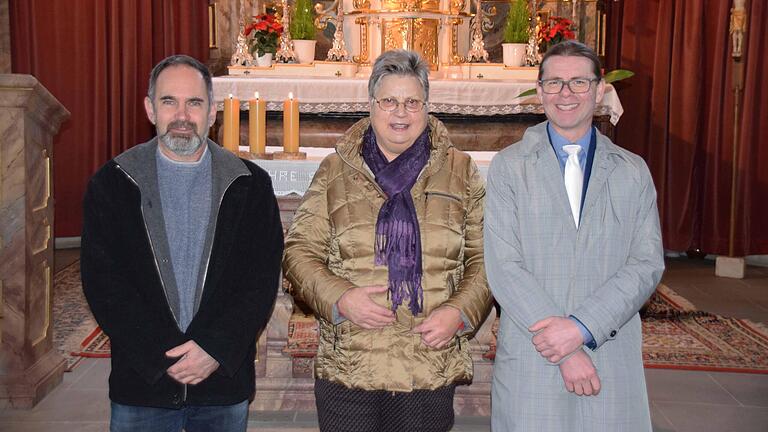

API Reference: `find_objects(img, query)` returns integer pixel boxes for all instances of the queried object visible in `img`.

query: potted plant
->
[290,0,316,64]
[245,12,283,66]
[502,0,529,66]
[537,16,576,53]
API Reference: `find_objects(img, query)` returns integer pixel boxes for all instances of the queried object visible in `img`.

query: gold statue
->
[729,0,747,58]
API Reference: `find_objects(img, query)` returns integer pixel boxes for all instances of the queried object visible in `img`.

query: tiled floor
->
[1,251,766,431]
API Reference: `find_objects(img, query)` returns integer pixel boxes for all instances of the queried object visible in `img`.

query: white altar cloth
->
[246,146,494,196]
[214,76,623,125]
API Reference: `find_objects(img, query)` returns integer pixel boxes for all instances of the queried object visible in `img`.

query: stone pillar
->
[0,74,70,408]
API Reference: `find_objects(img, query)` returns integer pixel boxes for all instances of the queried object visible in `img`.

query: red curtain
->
[607,0,768,256]
[10,0,209,237]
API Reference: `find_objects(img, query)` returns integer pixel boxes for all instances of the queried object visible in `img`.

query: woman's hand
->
[337,285,396,329]
[412,306,462,349]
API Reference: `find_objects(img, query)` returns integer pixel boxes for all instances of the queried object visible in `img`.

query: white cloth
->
[213,77,625,124]
[563,144,583,227]
[243,146,494,196]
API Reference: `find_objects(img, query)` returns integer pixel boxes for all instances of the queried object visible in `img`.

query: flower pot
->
[256,53,273,67]
[292,39,316,64]
[502,43,527,67]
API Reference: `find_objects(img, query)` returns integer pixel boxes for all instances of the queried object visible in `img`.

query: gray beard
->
[160,131,204,157]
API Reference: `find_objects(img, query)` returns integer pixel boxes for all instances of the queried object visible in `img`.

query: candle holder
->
[466,0,489,63]
[316,0,350,62]
[243,150,274,160]
[273,151,307,160]
[275,0,298,63]
[230,2,254,66]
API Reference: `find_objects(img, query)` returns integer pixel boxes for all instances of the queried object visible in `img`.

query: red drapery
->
[10,0,209,237]
[606,0,767,256]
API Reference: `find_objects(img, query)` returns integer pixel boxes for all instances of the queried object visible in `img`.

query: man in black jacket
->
[81,54,283,432]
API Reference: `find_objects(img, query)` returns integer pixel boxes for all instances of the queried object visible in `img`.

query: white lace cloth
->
[213,76,624,125]
[248,146,494,196]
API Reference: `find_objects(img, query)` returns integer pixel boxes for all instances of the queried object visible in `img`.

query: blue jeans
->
[110,400,249,432]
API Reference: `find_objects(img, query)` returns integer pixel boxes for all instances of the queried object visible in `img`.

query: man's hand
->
[337,285,395,329]
[412,306,462,349]
[166,340,220,385]
[558,350,601,396]
[529,316,583,363]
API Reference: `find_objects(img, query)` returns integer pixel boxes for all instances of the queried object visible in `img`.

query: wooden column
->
[0,74,70,408]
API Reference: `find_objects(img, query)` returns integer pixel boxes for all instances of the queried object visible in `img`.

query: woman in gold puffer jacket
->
[282,50,492,432]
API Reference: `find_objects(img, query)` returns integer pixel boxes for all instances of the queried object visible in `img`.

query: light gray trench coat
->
[484,122,664,431]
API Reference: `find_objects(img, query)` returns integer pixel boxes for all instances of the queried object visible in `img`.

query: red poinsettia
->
[538,16,576,49]
[244,13,283,56]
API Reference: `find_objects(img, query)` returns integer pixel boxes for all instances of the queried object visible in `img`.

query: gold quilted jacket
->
[282,115,492,392]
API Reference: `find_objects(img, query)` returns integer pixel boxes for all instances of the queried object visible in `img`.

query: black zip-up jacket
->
[81,139,283,408]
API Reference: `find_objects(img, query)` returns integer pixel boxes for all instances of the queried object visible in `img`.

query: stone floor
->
[0,251,766,431]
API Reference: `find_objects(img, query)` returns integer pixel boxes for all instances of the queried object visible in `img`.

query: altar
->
[209,0,621,417]
[216,55,625,420]
[212,75,623,150]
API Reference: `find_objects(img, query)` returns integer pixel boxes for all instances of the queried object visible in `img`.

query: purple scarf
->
[362,125,430,315]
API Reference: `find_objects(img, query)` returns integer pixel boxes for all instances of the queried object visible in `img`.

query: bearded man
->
[80,54,283,432]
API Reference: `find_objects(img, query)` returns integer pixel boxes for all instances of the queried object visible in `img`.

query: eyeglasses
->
[373,97,426,113]
[538,78,600,94]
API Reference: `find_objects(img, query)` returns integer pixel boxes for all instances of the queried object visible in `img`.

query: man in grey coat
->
[485,41,664,431]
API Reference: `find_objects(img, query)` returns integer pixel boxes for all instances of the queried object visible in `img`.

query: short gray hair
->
[368,50,430,102]
[148,55,213,104]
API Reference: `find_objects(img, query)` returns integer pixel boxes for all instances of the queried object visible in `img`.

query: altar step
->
[247,410,491,431]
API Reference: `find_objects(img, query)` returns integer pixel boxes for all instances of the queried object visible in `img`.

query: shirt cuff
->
[569,315,597,350]
[332,303,347,325]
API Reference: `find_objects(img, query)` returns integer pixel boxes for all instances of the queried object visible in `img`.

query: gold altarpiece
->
[343,0,471,70]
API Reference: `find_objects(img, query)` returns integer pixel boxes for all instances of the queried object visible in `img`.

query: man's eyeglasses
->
[374,97,426,112]
[538,78,600,94]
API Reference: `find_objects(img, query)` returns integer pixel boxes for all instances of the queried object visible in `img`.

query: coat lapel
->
[580,136,617,226]
[534,135,578,229]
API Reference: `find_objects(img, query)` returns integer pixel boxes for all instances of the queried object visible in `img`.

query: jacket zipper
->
[196,174,242,310]
[333,324,338,351]
[116,165,180,328]
[425,191,462,203]
[183,175,242,403]
[118,164,194,403]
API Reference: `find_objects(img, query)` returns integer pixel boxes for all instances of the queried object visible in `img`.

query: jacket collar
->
[335,115,454,180]
[522,122,619,229]
[115,137,250,191]
[113,137,251,327]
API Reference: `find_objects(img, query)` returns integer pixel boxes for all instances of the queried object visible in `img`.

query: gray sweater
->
[156,147,212,331]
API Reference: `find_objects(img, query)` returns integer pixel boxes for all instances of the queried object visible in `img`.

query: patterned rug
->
[642,284,768,373]
[76,327,111,358]
[484,284,768,373]
[55,261,768,374]
[52,261,98,370]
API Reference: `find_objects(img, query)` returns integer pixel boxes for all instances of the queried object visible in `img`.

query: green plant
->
[503,0,530,44]
[290,0,316,40]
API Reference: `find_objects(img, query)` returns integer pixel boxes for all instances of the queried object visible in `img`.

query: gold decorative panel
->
[31,261,51,346]
[381,0,439,12]
[381,18,439,70]
[31,149,50,212]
